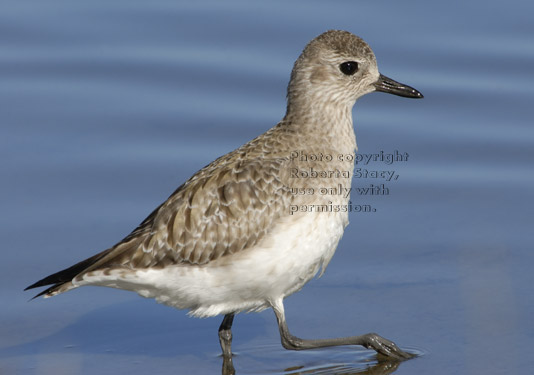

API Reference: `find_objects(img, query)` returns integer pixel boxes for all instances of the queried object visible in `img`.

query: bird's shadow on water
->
[228,344,419,375]
[3,299,419,374]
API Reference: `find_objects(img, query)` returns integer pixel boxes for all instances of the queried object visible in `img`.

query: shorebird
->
[26,30,423,360]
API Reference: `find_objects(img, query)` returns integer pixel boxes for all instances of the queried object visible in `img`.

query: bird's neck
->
[283,100,358,154]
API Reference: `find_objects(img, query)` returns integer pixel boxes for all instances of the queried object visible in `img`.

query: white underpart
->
[76,211,348,317]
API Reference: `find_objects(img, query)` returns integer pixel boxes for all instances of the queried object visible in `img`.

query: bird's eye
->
[339,61,359,76]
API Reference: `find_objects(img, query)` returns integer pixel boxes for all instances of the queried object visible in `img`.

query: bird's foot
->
[361,333,415,360]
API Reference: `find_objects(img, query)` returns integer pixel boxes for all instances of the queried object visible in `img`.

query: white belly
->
[78,211,348,317]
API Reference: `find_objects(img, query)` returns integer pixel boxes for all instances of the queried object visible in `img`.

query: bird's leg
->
[271,299,414,360]
[218,313,235,357]
[219,314,236,375]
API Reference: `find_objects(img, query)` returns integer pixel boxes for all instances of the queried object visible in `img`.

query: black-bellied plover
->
[26,30,423,360]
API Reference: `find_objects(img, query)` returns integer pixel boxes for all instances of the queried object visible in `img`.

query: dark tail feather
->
[25,249,111,298]
[28,285,59,300]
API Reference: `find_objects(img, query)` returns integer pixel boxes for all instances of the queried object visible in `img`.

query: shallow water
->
[1,0,533,374]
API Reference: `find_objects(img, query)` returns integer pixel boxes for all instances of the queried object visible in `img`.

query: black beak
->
[374,74,423,99]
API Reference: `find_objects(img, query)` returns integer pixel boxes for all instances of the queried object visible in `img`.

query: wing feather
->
[90,157,292,270]
[25,124,299,297]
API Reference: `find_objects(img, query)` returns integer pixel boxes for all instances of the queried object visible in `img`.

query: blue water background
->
[1,1,533,374]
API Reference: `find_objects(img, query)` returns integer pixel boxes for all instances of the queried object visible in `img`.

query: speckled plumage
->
[27,30,422,359]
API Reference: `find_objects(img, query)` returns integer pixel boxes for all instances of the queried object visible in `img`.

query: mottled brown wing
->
[82,157,293,272]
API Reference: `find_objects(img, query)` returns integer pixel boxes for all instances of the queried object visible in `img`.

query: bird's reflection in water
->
[222,355,235,375]
[220,354,408,375]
